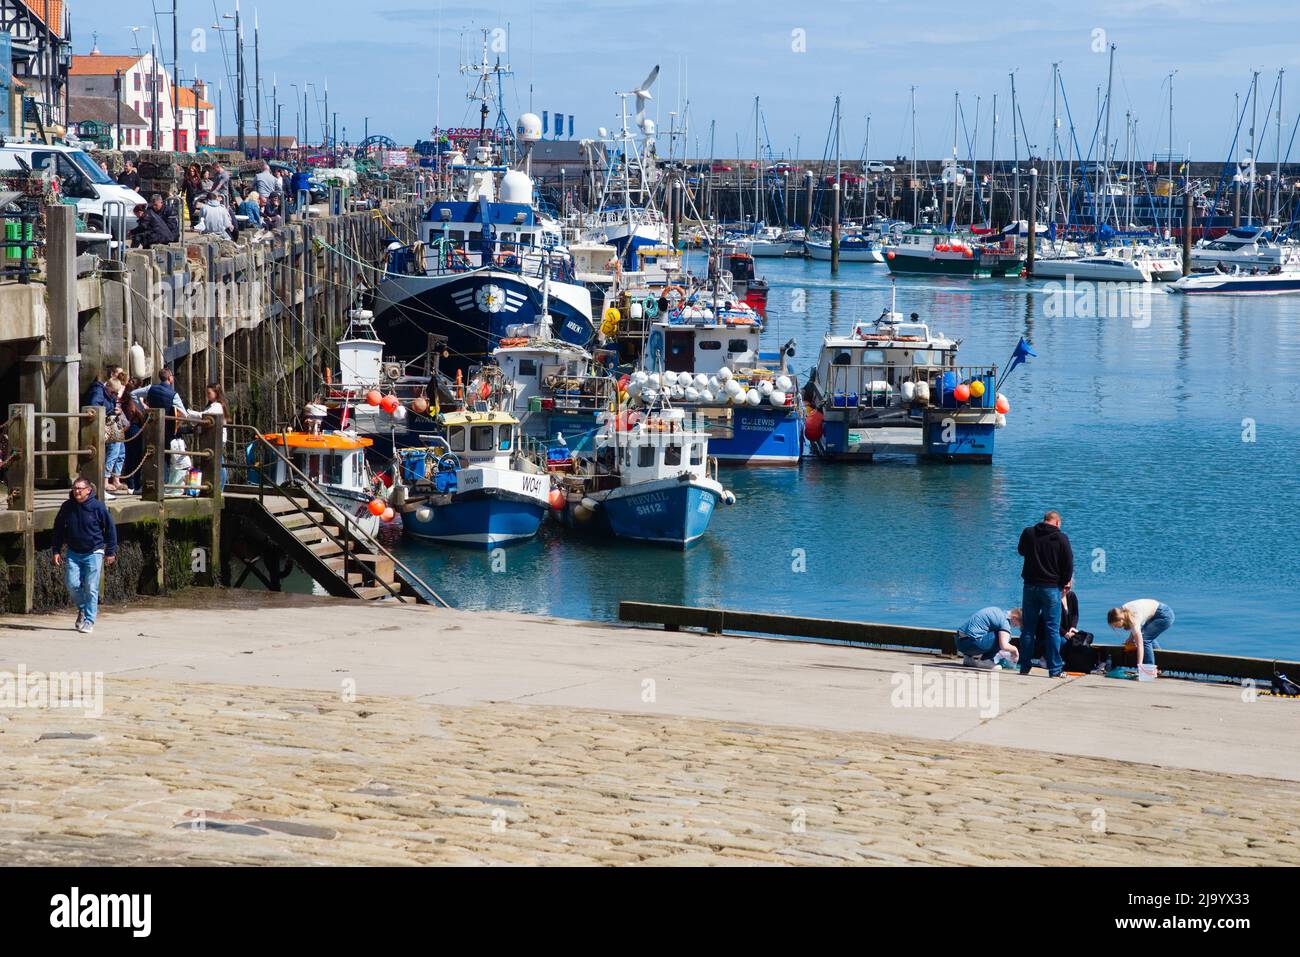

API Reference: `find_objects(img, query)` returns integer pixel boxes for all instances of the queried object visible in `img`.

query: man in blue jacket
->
[52,478,117,635]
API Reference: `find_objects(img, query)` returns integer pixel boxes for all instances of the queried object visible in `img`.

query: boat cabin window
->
[728,339,749,354]
[861,349,885,365]
[664,444,682,467]
[638,445,655,468]
[833,351,853,365]
[690,443,704,466]
[466,230,483,246]
[699,340,722,351]
[518,359,537,377]
[471,425,495,452]
[448,426,466,452]
[498,426,513,452]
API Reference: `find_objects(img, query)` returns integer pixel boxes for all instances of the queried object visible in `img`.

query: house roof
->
[175,87,214,111]
[21,0,65,32]
[70,52,144,77]
[68,96,148,129]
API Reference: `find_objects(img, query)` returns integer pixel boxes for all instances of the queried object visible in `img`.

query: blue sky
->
[73,0,1300,163]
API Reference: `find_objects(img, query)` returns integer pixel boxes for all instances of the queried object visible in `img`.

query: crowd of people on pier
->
[123,159,299,250]
[957,510,1175,678]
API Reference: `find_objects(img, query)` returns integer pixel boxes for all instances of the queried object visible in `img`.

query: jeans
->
[956,631,998,660]
[1021,584,1063,675]
[64,551,104,626]
[105,441,126,478]
[1140,604,1175,665]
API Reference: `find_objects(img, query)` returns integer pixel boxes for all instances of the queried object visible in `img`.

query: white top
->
[1122,599,1160,626]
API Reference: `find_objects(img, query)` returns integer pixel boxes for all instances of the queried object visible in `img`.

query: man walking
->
[1017,510,1074,677]
[52,478,117,635]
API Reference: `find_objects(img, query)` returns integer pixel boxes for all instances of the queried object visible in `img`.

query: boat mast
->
[1011,71,1020,225]
[950,90,959,231]
[1248,69,1259,224]
[755,95,761,231]
[970,96,979,228]
[863,114,871,223]
[1124,111,1131,227]
[910,85,918,223]
[1050,63,1059,230]
[1097,43,1115,233]
[988,92,997,229]
[1167,71,1176,239]
[1275,68,1285,225]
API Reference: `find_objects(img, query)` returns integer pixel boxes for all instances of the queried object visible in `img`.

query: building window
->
[133,74,141,91]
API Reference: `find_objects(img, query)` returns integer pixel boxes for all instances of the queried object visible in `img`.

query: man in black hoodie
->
[52,479,117,635]
[1017,510,1073,677]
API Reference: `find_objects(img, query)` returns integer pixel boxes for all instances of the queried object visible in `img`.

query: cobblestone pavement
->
[1,678,1296,865]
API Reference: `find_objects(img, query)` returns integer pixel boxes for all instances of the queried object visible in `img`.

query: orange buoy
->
[548,488,566,512]
[804,409,825,442]
[367,498,386,516]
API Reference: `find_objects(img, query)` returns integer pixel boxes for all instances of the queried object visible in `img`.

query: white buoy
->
[717,366,733,382]
[685,387,700,402]
[915,381,931,403]
[699,389,715,403]
[745,389,762,406]
[725,379,743,398]
[129,343,150,379]
[633,370,649,384]
[573,505,593,523]
[901,381,916,402]
[649,372,662,388]
[392,405,408,421]
[693,373,709,390]
[630,302,643,319]
[625,381,642,399]
[642,389,658,405]
[759,380,774,396]
[708,376,721,392]
[662,370,678,387]
[769,390,787,407]
[775,375,793,393]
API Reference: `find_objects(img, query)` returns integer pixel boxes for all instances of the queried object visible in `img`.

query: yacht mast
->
[910,85,917,223]
[862,114,871,222]
[1275,69,1285,225]
[970,96,979,228]
[988,92,997,229]
[1050,63,1059,228]
[1248,69,1259,224]
[755,96,761,231]
[1097,43,1115,232]
[1011,71,1020,224]
[1167,71,1176,238]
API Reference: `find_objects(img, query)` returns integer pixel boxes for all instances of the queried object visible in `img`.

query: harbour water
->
[399,255,1300,660]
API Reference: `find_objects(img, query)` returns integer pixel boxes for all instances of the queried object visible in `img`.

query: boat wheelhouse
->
[252,431,389,535]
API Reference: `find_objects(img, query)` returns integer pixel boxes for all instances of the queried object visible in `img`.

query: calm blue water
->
[400,256,1300,659]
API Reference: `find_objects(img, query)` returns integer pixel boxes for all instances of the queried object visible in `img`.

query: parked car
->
[711,163,733,173]
[865,161,896,173]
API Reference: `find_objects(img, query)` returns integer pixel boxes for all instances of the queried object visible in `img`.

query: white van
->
[0,140,146,230]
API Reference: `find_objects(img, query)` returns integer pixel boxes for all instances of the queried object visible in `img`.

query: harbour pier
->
[0,158,426,613]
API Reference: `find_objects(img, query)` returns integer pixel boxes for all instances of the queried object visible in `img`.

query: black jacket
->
[1018,522,1073,589]
[132,205,178,248]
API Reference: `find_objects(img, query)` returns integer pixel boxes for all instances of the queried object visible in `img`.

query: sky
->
[71,0,1300,164]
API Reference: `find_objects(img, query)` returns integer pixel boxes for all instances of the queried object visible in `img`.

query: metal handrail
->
[227,424,448,607]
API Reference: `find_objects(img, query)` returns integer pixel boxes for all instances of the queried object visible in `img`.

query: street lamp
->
[560,167,566,216]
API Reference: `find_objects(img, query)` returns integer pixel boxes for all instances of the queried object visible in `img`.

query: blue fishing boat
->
[373,151,594,372]
[397,410,554,547]
[562,407,732,548]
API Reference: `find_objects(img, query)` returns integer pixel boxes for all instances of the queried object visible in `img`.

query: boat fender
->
[415,506,433,523]
[721,490,737,506]
[129,342,150,380]
[581,497,601,512]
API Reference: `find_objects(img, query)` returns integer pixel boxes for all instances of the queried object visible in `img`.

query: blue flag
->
[998,337,1037,390]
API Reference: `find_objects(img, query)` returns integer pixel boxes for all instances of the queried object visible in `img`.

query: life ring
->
[662,285,686,308]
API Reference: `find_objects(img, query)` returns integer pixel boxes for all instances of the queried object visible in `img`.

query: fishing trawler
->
[884,226,1023,277]
[627,286,803,465]
[558,406,731,547]
[804,288,1021,462]
[396,409,555,547]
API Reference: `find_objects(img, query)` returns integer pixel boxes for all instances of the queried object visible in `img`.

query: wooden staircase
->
[226,489,446,606]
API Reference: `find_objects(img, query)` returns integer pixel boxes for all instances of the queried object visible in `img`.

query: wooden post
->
[831,182,841,274]
[804,172,814,228]
[79,405,106,501]
[1182,188,1194,277]
[1026,168,1038,277]
[1232,177,1241,227]
[140,409,168,503]
[199,412,223,585]
[7,404,35,513]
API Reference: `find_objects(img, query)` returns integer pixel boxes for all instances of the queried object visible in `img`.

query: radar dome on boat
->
[516,112,543,143]
[500,170,535,204]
